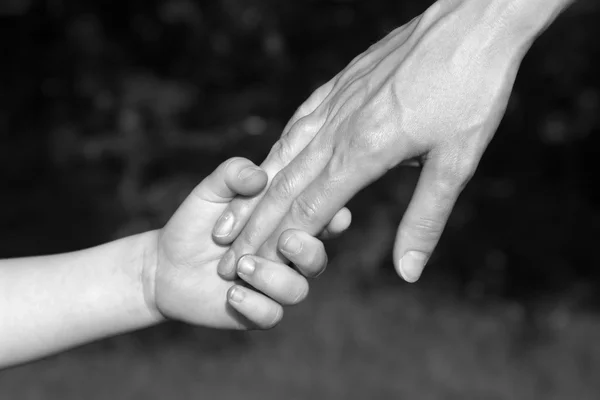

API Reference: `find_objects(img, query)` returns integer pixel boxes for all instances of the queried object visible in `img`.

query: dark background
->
[1,0,600,398]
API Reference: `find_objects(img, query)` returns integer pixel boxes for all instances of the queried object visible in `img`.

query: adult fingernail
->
[237,256,256,276]
[281,235,303,255]
[398,251,428,283]
[228,286,246,303]
[214,212,234,237]
[218,250,236,277]
[238,166,261,181]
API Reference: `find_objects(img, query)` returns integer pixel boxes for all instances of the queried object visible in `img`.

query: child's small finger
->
[319,207,352,240]
[278,230,328,278]
[236,255,309,305]
[227,285,284,330]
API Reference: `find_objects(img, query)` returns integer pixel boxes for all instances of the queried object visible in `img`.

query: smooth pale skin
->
[214,0,574,284]
[0,157,349,369]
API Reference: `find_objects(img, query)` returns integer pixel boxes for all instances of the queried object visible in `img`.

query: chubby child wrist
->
[138,229,166,323]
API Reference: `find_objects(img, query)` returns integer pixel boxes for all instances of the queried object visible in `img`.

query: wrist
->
[473,0,572,41]
[430,0,573,55]
[139,229,166,323]
[493,0,572,40]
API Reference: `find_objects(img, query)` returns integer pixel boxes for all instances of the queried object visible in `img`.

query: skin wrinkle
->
[295,157,341,221]
[269,135,330,210]
[269,169,299,206]
[291,196,320,225]
[238,219,266,248]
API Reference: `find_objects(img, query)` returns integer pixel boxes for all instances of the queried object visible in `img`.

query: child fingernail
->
[237,256,256,276]
[238,166,261,181]
[228,286,246,303]
[398,251,428,283]
[214,212,234,237]
[218,250,236,277]
[282,235,303,255]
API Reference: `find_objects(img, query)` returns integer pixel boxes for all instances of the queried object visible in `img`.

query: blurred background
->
[1,0,600,398]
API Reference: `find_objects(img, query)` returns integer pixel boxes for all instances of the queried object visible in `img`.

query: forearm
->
[427,0,575,55]
[0,230,164,368]
[487,0,574,46]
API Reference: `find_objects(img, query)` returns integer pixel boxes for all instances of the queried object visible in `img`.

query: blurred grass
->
[2,274,600,399]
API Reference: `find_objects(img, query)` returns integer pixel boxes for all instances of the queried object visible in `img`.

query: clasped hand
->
[148,157,349,330]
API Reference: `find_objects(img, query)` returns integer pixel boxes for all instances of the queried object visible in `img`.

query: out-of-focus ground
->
[1,0,600,398]
[3,284,600,399]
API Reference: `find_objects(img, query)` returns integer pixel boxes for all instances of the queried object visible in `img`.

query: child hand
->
[146,157,348,330]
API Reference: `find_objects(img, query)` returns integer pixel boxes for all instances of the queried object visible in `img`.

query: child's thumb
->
[192,157,268,204]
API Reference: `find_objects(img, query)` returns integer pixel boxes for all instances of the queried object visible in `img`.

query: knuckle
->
[239,225,260,248]
[288,116,320,141]
[410,216,445,241]
[347,53,365,70]
[308,80,333,104]
[342,50,373,78]
[290,196,319,224]
[269,169,296,201]
[296,100,316,118]
[328,147,352,176]
[439,155,478,188]
[268,136,293,165]
[330,139,386,181]
[347,130,376,155]
[343,109,387,159]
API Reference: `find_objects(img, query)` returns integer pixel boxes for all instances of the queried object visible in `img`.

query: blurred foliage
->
[1,0,600,311]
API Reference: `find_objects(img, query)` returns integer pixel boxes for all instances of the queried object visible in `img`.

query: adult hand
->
[213,0,567,282]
